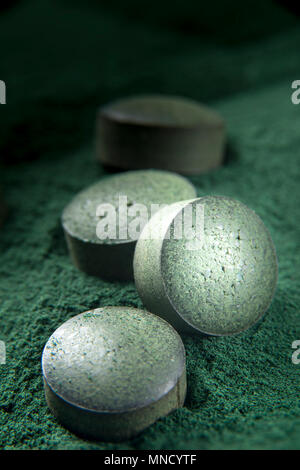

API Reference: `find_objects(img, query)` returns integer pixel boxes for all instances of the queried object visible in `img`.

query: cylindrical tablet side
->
[134,200,197,334]
[43,368,186,442]
[96,95,226,175]
[97,118,225,175]
[64,231,135,281]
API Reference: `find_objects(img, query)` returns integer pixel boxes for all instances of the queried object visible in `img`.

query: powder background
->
[0,0,299,450]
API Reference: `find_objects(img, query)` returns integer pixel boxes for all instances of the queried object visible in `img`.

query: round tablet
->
[96,95,226,175]
[42,306,186,441]
[134,196,278,336]
[62,169,196,281]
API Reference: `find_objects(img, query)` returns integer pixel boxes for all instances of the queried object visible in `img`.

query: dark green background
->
[0,0,299,450]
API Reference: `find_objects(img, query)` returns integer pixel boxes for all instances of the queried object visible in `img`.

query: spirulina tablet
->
[42,306,186,441]
[134,196,278,336]
[62,169,196,281]
[96,95,225,175]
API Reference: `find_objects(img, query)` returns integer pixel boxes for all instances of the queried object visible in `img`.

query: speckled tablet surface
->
[62,169,196,280]
[134,196,278,336]
[42,306,186,441]
[96,95,226,175]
